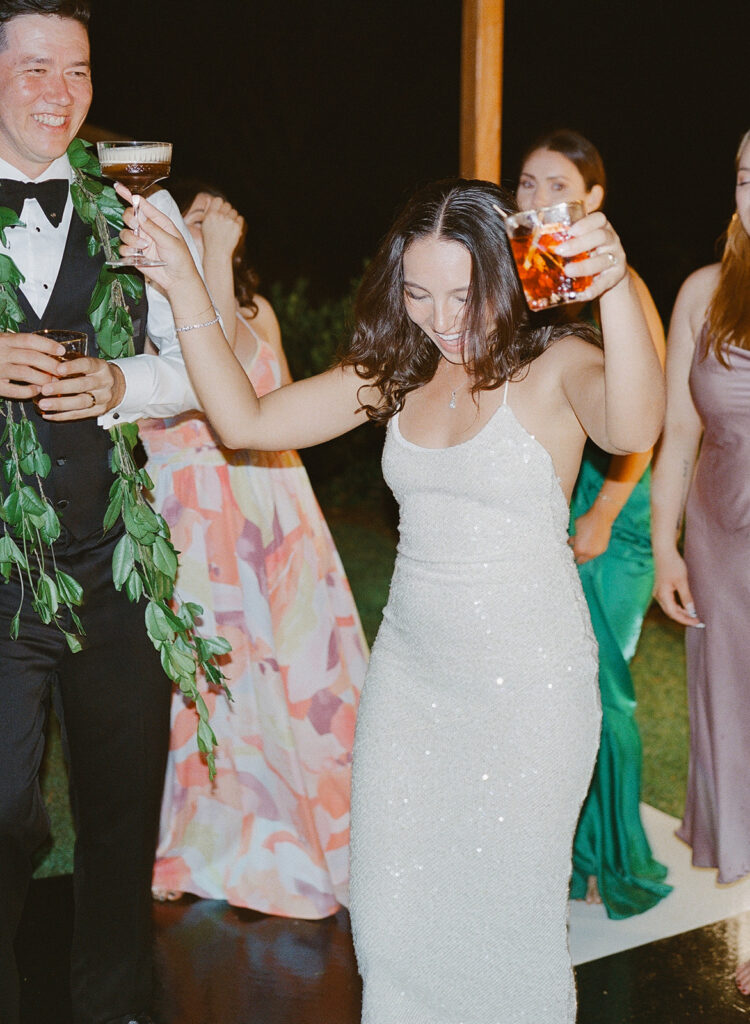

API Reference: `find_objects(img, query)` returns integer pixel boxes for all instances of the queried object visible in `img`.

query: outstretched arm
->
[558,213,665,455]
[116,186,374,450]
[184,194,244,349]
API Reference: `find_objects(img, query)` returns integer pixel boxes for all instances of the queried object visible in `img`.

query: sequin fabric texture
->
[349,397,600,1022]
[142,330,368,917]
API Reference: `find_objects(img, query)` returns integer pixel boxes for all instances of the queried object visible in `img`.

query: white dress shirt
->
[0,152,201,427]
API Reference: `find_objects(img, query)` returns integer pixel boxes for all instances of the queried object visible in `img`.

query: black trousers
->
[0,525,171,1024]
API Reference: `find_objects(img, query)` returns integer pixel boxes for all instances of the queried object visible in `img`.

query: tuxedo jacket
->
[12,205,148,542]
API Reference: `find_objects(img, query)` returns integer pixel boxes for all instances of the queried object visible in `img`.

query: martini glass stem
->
[132,193,142,238]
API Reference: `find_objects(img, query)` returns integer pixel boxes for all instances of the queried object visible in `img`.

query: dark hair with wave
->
[521,128,606,198]
[0,0,90,49]
[341,177,600,425]
[168,177,260,317]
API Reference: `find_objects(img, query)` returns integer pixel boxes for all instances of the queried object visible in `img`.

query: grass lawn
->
[632,605,689,819]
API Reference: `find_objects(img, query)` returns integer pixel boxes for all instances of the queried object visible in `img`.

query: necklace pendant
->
[449,389,457,409]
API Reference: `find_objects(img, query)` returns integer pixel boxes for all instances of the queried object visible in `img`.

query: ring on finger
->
[85,392,96,408]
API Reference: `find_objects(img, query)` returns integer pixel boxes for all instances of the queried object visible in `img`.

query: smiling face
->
[517,147,603,214]
[0,14,92,178]
[402,234,473,363]
[736,139,750,236]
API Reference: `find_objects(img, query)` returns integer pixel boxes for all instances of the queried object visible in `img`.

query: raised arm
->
[183,194,244,349]
[116,187,374,451]
[650,267,715,625]
[558,213,665,455]
[182,195,293,384]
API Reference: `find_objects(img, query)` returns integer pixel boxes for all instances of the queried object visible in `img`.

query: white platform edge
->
[568,803,750,965]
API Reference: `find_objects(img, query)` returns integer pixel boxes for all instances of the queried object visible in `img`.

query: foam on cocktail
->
[98,143,172,165]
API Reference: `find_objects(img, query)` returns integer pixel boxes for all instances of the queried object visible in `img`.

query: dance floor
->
[18,806,750,1022]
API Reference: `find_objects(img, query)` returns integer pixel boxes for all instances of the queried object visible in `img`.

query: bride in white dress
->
[115,177,664,1023]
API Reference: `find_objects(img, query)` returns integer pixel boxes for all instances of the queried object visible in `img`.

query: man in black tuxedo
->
[0,3,201,1022]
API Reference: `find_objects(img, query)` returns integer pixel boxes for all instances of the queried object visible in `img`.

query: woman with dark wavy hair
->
[117,175,664,1022]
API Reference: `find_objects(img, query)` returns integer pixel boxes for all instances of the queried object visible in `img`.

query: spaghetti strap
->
[502,379,510,405]
[236,307,262,344]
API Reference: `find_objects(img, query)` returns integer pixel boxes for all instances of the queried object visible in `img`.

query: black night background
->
[88,0,749,319]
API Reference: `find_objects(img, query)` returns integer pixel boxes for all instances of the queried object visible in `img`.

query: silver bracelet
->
[174,310,220,334]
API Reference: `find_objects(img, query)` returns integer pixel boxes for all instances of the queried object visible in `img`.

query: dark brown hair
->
[521,129,607,197]
[703,129,750,362]
[0,0,90,49]
[169,178,260,318]
[342,177,600,425]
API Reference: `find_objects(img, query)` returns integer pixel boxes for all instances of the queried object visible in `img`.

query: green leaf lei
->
[0,138,230,777]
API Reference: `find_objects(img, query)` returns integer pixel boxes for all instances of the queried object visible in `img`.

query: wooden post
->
[460,0,504,183]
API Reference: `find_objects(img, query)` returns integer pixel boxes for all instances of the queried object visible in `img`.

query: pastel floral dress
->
[142,318,368,917]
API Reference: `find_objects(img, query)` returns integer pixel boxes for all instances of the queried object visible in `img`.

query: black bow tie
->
[0,178,68,227]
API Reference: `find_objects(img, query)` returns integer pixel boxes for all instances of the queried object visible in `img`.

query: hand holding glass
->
[32,330,88,404]
[504,200,594,311]
[97,141,173,269]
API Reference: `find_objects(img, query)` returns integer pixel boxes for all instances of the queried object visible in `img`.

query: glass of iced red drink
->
[504,200,593,311]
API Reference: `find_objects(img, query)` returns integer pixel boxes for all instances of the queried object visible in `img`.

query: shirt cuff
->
[97,354,199,428]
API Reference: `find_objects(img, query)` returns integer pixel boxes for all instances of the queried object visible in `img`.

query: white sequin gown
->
[349,387,600,1023]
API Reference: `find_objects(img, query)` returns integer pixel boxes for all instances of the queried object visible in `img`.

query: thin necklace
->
[449,381,468,409]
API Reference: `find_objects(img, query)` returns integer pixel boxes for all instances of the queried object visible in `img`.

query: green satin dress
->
[569,441,672,918]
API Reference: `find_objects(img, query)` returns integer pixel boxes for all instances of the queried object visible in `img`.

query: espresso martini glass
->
[96,140,173,268]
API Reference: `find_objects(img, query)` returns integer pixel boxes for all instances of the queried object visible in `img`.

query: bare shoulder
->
[249,294,277,322]
[530,331,603,378]
[680,262,721,294]
[628,266,656,306]
[241,294,279,336]
[628,265,647,288]
[674,263,720,326]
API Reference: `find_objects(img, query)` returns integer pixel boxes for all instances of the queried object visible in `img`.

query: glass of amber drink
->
[504,200,593,311]
[96,140,173,268]
[32,330,88,404]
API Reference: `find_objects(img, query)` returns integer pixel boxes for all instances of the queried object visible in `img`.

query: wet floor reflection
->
[153,897,361,1024]
[17,877,750,1022]
[576,912,750,1022]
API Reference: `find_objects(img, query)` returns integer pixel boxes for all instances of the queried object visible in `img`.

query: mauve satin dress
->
[678,336,750,883]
